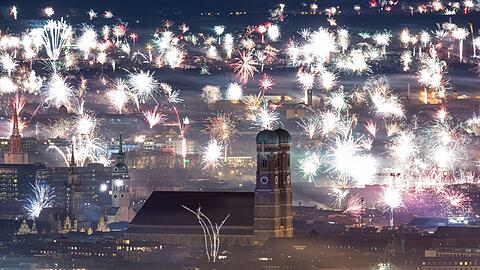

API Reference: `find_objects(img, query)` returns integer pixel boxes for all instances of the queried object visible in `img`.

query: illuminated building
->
[65,145,83,230]
[35,163,111,227]
[107,133,136,224]
[4,106,28,164]
[126,129,293,246]
[0,163,46,218]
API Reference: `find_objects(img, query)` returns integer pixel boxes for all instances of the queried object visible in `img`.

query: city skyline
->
[1,0,480,269]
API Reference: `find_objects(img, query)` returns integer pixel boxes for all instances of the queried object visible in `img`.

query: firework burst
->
[299,152,322,182]
[143,106,166,129]
[24,181,55,219]
[344,194,364,217]
[41,19,71,60]
[201,139,225,171]
[127,70,158,109]
[232,50,258,84]
[201,85,221,106]
[44,72,74,108]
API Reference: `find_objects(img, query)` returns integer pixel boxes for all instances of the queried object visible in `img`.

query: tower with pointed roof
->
[107,132,135,224]
[65,143,82,230]
[4,105,28,164]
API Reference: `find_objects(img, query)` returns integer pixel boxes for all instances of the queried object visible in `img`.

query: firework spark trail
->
[365,76,404,118]
[159,83,189,167]
[400,50,412,71]
[41,19,71,60]
[259,74,275,91]
[77,25,97,60]
[9,95,27,134]
[328,133,377,186]
[364,120,378,137]
[442,189,468,208]
[2,3,480,222]
[143,106,166,129]
[106,79,130,113]
[44,72,74,108]
[299,152,322,182]
[226,83,243,102]
[344,194,364,217]
[47,114,109,167]
[201,139,225,171]
[24,181,55,219]
[204,113,237,146]
[382,186,403,227]
[127,70,158,109]
[182,205,229,263]
[45,119,74,138]
[253,102,281,130]
[298,111,322,140]
[0,54,18,77]
[232,50,258,84]
[452,27,468,62]
[373,30,392,56]
[389,131,418,165]
[329,183,350,208]
[418,54,449,99]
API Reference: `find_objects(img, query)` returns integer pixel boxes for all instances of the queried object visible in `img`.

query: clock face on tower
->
[260,176,269,185]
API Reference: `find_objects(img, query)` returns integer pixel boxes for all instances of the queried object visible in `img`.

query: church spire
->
[4,101,28,164]
[118,132,123,154]
[116,132,125,165]
[69,142,75,167]
[12,104,19,137]
[9,103,23,153]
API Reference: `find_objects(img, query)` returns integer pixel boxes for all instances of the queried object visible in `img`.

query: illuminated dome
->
[256,129,279,145]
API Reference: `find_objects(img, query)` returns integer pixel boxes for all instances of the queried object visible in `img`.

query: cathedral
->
[126,128,293,246]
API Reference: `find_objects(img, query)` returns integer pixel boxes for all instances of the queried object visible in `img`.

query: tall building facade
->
[254,129,293,245]
[4,106,28,164]
[107,133,135,224]
[65,146,82,228]
[0,163,46,218]
[35,163,111,227]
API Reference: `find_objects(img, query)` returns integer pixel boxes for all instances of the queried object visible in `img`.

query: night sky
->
[0,0,419,17]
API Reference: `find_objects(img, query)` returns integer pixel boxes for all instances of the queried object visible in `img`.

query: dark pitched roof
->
[130,191,255,228]
[434,226,480,237]
[407,217,448,227]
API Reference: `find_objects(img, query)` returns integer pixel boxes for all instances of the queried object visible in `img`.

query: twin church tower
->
[254,128,293,243]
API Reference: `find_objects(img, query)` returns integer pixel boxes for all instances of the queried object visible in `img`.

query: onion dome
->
[274,128,291,144]
[256,129,280,145]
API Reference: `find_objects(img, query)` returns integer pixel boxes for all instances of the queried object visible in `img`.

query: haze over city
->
[1,0,480,269]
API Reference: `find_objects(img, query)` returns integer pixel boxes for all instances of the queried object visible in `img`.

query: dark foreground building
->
[127,129,294,246]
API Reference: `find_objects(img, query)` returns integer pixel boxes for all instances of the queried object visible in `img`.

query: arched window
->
[262,159,267,167]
